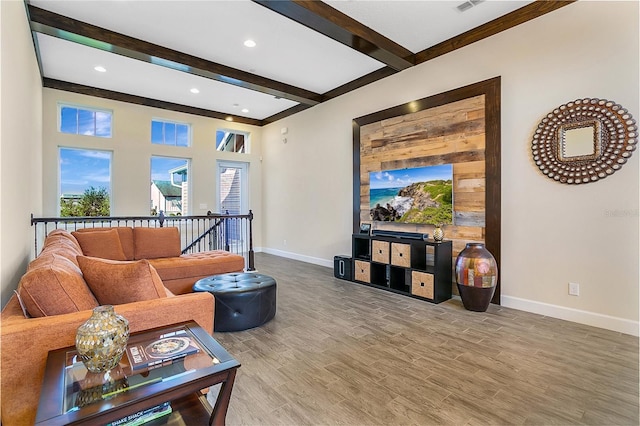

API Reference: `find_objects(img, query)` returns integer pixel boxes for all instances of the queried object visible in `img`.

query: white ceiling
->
[29,0,535,122]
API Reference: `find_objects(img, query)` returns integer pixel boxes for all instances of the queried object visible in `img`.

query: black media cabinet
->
[352,233,452,304]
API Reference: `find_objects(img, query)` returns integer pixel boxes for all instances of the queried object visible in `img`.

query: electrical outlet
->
[283,239,287,246]
[569,282,580,296]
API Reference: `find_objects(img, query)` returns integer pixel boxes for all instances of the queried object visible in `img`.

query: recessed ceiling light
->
[241,108,249,113]
[190,88,200,94]
[244,39,256,48]
[225,117,234,122]
[94,66,107,72]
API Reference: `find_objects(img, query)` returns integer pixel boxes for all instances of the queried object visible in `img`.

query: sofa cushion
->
[133,227,181,260]
[77,256,167,305]
[18,254,99,317]
[74,227,135,260]
[45,229,82,252]
[72,229,127,261]
[37,243,82,268]
[148,251,245,281]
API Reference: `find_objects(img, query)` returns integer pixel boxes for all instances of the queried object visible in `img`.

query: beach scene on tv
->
[369,164,453,225]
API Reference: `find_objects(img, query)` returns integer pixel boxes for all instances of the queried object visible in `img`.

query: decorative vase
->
[433,225,444,242]
[455,243,498,312]
[76,305,130,373]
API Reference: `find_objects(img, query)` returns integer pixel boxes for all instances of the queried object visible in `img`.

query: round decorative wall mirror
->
[531,98,637,184]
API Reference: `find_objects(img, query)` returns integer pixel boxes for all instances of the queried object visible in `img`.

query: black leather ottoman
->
[193,272,277,332]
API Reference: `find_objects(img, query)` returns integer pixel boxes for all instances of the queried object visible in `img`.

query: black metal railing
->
[31,210,255,271]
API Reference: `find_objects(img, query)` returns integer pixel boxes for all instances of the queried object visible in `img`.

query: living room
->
[1,0,638,424]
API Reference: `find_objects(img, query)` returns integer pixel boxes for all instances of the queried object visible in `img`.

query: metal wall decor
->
[531,98,637,184]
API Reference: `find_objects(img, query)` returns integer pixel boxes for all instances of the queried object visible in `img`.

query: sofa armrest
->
[0,292,214,426]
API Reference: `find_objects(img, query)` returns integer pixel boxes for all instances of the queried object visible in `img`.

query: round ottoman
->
[193,272,277,332]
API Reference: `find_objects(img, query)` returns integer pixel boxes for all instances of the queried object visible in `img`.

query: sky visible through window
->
[60,150,187,195]
[151,157,188,182]
[152,120,189,146]
[60,148,111,195]
[60,106,112,137]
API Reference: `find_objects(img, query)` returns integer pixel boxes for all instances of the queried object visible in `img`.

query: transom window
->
[59,105,112,138]
[216,130,249,153]
[151,119,190,147]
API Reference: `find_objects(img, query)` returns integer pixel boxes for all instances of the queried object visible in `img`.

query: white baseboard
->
[261,247,333,268]
[254,250,638,337]
[501,295,639,337]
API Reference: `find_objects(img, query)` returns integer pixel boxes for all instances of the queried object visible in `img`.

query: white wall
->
[260,1,639,335]
[40,89,263,250]
[0,1,43,308]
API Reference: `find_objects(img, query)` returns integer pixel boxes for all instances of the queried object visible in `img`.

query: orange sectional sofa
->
[0,227,245,425]
[72,226,246,295]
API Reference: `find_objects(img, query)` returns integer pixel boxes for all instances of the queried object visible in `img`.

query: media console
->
[351,232,452,304]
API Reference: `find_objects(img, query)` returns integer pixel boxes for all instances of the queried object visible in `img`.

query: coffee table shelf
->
[35,321,240,426]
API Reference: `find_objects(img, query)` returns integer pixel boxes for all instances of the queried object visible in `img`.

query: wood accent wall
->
[353,77,501,302]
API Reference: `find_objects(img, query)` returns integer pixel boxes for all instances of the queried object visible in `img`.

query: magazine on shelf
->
[125,327,200,371]
[106,401,172,426]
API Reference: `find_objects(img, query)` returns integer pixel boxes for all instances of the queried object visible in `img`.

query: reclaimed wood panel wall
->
[359,96,487,293]
[353,77,501,302]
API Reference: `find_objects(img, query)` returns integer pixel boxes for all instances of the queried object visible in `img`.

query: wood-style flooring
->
[213,253,639,425]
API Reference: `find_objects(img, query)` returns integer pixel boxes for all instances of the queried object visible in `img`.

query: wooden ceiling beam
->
[32,1,576,125]
[253,0,415,71]
[44,78,264,126]
[28,5,322,106]
[415,0,577,64]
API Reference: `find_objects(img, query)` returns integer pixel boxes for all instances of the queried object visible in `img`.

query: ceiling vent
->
[456,0,485,12]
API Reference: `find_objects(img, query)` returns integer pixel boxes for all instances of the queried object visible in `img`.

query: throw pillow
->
[74,227,135,260]
[77,256,167,305]
[133,227,181,259]
[18,254,99,317]
[72,229,127,261]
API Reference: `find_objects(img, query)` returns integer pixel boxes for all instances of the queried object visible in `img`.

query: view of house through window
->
[216,130,248,153]
[59,105,112,137]
[151,119,190,146]
[151,156,189,216]
[217,161,249,252]
[59,148,112,216]
[217,161,248,215]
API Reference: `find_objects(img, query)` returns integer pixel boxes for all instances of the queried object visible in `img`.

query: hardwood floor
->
[214,253,639,425]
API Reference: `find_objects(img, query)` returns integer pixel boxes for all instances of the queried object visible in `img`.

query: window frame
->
[151,118,192,147]
[215,129,250,154]
[57,103,113,138]
[150,155,191,216]
[58,147,113,216]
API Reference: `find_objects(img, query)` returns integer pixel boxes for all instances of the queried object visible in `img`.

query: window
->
[59,105,112,137]
[150,156,190,216]
[151,119,190,146]
[59,148,112,216]
[216,130,248,153]
[217,161,248,215]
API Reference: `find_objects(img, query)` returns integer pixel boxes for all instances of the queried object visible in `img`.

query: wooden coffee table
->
[35,321,240,426]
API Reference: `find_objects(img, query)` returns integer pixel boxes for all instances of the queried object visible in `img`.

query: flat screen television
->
[369,164,453,225]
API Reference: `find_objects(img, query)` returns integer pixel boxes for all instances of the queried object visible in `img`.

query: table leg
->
[209,368,238,426]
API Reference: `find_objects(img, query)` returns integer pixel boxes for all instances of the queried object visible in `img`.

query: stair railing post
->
[224,210,230,251]
[247,210,255,271]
